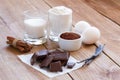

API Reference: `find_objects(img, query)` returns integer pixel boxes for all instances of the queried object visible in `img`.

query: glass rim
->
[23,10,48,19]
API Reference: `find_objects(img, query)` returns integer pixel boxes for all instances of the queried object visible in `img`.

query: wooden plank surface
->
[0,0,120,80]
[44,0,120,79]
[0,0,72,80]
[83,0,120,25]
[44,40,120,80]
[44,0,120,65]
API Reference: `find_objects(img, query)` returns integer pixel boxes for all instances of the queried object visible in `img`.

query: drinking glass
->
[23,10,48,45]
[48,6,72,41]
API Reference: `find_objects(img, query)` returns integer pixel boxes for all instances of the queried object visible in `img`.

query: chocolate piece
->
[31,49,72,72]
[48,49,69,61]
[49,61,62,72]
[61,60,68,66]
[36,50,48,62]
[30,50,48,65]
[52,52,69,61]
[62,51,70,66]
[48,49,70,66]
[40,55,53,68]
[67,62,76,69]
[30,53,37,65]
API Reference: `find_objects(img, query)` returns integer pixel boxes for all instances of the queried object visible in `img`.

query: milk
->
[24,18,47,38]
[48,6,72,41]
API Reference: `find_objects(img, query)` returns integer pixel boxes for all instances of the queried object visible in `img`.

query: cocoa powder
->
[60,32,81,40]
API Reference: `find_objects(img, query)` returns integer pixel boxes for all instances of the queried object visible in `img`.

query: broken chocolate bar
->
[49,61,62,72]
[30,49,72,72]
[52,52,69,61]
[30,50,48,65]
[40,55,53,68]
[48,49,69,61]
[48,49,70,66]
[30,53,37,65]
[36,50,48,62]
[67,62,76,69]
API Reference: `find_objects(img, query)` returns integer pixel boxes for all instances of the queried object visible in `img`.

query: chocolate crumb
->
[67,62,76,69]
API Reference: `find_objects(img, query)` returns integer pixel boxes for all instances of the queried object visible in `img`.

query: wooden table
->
[0,0,120,80]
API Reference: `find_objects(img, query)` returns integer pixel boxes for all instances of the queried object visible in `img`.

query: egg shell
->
[82,27,101,44]
[74,21,91,34]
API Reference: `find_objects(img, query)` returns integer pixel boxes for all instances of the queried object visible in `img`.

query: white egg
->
[82,27,101,44]
[74,21,91,34]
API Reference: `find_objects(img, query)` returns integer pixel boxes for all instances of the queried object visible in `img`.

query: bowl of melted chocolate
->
[58,32,82,51]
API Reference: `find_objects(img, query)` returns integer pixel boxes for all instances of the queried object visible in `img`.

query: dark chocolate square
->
[67,62,76,69]
[49,61,62,72]
[40,55,53,68]
[36,50,48,62]
[30,50,48,65]
[30,53,37,65]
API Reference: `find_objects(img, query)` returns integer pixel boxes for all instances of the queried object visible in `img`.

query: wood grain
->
[83,0,120,25]
[44,0,120,65]
[0,0,120,80]
[44,0,120,80]
[70,45,120,80]
[44,39,120,80]
[0,0,72,80]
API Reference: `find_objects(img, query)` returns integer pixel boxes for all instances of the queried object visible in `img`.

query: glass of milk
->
[48,6,72,41]
[23,10,47,45]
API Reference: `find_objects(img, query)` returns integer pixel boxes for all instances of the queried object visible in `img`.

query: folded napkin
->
[18,54,84,78]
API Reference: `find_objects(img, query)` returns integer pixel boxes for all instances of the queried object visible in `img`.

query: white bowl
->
[58,32,82,51]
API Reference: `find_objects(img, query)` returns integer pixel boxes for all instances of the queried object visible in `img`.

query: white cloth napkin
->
[18,54,84,78]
